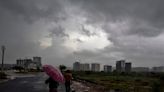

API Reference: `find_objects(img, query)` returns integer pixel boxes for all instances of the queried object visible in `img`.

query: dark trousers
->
[65,81,71,92]
[49,88,57,92]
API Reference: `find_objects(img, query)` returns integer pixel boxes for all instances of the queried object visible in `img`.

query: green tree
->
[59,65,66,72]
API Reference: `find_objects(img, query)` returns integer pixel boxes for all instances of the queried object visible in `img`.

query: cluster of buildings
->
[73,60,131,72]
[73,60,132,73]
[72,62,151,73]
[16,56,42,70]
[73,60,164,73]
[103,60,132,73]
[73,62,100,72]
[116,60,132,72]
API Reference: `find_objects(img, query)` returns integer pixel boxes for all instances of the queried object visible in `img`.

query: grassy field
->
[73,71,164,92]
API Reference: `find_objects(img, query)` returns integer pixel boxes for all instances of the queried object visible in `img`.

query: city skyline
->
[73,61,164,72]
[0,0,164,67]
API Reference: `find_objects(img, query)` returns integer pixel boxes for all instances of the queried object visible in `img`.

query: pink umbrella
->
[43,65,65,83]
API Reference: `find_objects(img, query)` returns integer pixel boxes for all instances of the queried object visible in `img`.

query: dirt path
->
[71,81,106,92]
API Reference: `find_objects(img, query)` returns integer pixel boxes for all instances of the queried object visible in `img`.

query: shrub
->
[0,72,7,79]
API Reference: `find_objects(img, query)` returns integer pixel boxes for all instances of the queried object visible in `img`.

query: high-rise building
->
[125,62,132,72]
[24,59,33,68]
[116,60,125,72]
[83,63,90,71]
[91,63,100,72]
[75,62,90,71]
[104,65,112,72]
[80,63,84,71]
[16,58,32,68]
[33,57,42,69]
[16,57,42,70]
[16,59,24,67]
[73,62,81,71]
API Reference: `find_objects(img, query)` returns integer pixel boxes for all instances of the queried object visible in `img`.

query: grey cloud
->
[126,19,164,37]
[0,0,69,65]
[71,0,164,37]
[112,36,164,66]
[49,25,68,38]
[129,26,162,37]
[69,0,164,66]
[1,0,164,67]
[76,39,83,43]
[0,0,63,22]
[81,25,97,37]
[0,12,41,63]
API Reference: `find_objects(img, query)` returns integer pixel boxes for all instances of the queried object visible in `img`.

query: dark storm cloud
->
[0,0,65,64]
[0,11,41,63]
[127,21,163,37]
[0,0,63,22]
[67,0,164,66]
[49,25,68,38]
[0,0,164,67]
[107,35,164,66]
[71,0,164,37]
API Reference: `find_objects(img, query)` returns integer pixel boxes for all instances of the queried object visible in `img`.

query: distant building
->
[132,67,150,72]
[27,62,37,70]
[16,57,42,70]
[83,63,90,71]
[80,63,84,71]
[80,63,90,71]
[33,57,42,69]
[116,60,125,72]
[16,59,24,67]
[73,62,90,71]
[73,62,81,71]
[152,66,164,72]
[24,59,33,69]
[125,62,132,72]
[16,59,33,68]
[104,65,112,72]
[91,63,100,72]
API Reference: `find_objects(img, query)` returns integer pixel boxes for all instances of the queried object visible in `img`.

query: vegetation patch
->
[0,72,7,79]
[73,71,164,92]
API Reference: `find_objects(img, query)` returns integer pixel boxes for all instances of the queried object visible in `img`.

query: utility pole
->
[1,45,5,72]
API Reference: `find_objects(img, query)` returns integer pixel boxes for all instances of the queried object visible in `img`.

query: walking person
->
[45,77,59,92]
[43,65,65,92]
[64,70,72,92]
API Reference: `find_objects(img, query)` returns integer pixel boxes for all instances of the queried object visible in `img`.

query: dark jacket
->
[64,73,72,82]
[45,77,59,89]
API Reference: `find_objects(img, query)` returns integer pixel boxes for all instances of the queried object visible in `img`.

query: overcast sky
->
[0,0,164,68]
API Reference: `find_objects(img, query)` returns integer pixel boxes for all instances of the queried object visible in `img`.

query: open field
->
[73,71,164,92]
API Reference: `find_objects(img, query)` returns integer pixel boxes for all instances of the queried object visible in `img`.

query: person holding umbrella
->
[45,77,59,92]
[43,65,65,92]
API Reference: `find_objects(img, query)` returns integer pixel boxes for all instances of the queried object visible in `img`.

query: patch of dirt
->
[71,80,106,92]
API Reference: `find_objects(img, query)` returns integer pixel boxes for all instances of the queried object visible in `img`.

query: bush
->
[152,81,161,92]
[0,72,7,79]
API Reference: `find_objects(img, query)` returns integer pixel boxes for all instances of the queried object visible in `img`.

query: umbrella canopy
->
[43,65,65,83]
